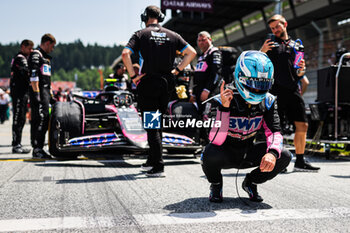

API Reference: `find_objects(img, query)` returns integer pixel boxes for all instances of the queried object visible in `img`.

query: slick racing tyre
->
[49,101,82,159]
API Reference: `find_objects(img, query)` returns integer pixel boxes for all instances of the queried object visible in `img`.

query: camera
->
[266,33,279,48]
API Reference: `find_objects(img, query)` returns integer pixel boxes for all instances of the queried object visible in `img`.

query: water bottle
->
[293,39,304,69]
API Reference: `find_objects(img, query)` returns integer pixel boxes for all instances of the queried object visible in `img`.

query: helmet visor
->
[239,76,273,92]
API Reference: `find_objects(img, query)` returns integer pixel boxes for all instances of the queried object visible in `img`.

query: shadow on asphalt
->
[198,173,247,180]
[34,162,139,168]
[55,172,156,184]
[35,160,141,168]
[0,152,12,155]
[163,197,272,213]
[330,175,350,179]
[33,158,199,168]
[0,144,31,148]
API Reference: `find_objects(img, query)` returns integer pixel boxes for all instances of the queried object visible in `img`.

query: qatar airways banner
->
[161,0,213,13]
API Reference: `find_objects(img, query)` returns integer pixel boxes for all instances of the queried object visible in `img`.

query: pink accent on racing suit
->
[263,121,283,158]
[209,109,283,159]
[209,110,230,146]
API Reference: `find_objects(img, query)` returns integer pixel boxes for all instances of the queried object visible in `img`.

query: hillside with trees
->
[0,40,124,90]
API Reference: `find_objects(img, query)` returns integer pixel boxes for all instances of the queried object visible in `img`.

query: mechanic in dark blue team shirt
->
[10,39,34,154]
[201,51,291,202]
[28,33,56,159]
[122,5,196,177]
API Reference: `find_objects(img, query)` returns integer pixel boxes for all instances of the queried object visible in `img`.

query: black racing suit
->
[10,52,30,147]
[201,91,291,185]
[193,46,222,113]
[125,23,189,169]
[28,47,52,149]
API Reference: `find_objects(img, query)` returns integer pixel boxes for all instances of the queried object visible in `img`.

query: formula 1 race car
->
[48,90,203,158]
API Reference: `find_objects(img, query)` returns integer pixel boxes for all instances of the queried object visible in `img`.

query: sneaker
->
[141,163,153,172]
[12,145,31,154]
[294,161,320,172]
[209,183,223,203]
[242,176,263,202]
[32,148,52,159]
[145,167,165,177]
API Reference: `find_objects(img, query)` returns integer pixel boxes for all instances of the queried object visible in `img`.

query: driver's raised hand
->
[220,81,233,108]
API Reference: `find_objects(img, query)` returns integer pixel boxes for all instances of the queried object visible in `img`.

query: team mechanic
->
[260,14,319,171]
[191,31,222,113]
[201,51,291,203]
[107,63,129,91]
[10,39,34,154]
[122,5,196,177]
[28,33,56,159]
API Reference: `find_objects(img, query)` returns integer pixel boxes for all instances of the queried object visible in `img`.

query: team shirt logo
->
[195,61,208,72]
[150,31,170,45]
[151,31,166,37]
[40,64,51,76]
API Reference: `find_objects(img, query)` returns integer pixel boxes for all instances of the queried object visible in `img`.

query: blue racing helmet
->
[234,50,274,105]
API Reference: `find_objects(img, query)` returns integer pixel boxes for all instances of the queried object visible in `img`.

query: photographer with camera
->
[260,14,319,172]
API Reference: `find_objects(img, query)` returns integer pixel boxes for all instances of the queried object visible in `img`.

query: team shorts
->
[276,89,308,123]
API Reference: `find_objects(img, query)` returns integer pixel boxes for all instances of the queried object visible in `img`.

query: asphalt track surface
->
[0,119,350,232]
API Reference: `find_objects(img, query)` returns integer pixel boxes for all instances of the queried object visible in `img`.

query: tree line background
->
[0,40,124,90]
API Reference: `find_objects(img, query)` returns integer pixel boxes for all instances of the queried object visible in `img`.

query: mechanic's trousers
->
[11,91,29,146]
[0,104,8,123]
[201,141,292,184]
[137,74,171,169]
[30,86,51,149]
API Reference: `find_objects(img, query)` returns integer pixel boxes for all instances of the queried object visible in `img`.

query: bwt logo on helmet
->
[143,110,221,129]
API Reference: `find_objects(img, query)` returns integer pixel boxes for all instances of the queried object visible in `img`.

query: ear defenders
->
[140,8,165,23]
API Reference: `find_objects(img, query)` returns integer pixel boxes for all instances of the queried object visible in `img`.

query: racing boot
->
[12,145,31,154]
[209,183,223,203]
[242,176,263,202]
[32,148,52,159]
